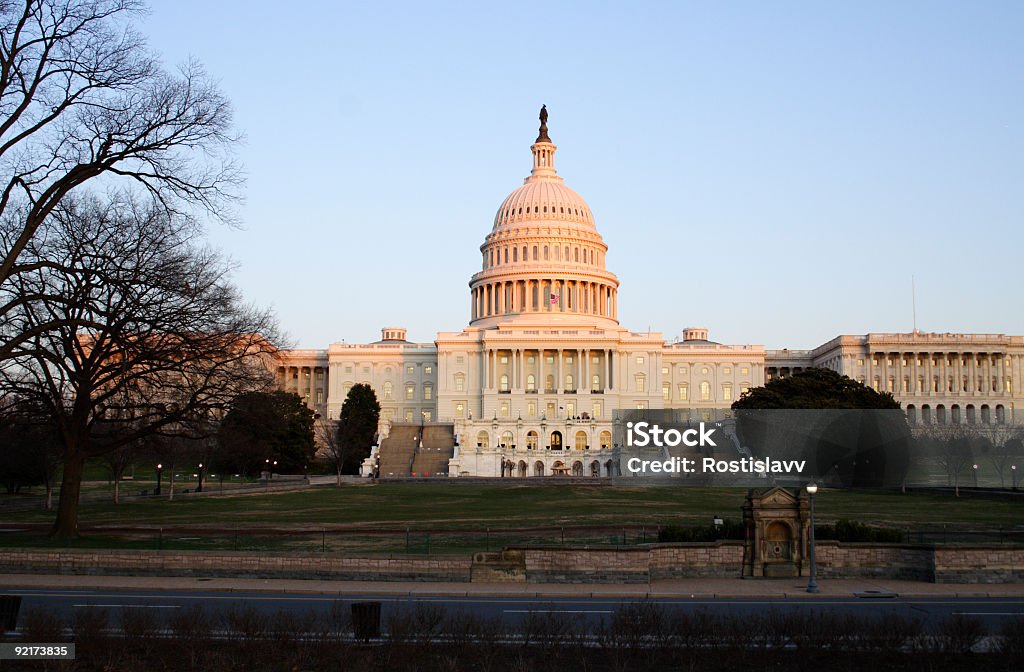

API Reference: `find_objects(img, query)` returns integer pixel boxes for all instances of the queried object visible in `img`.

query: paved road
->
[5,587,1023,634]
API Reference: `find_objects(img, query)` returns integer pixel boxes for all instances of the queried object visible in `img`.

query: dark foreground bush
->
[816,518,905,543]
[0,601,1010,671]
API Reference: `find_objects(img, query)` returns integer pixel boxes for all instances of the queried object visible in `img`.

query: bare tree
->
[314,416,345,486]
[983,423,1024,489]
[0,196,278,536]
[0,0,240,350]
[914,423,976,496]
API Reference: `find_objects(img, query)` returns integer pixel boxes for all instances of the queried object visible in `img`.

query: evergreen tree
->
[336,384,381,475]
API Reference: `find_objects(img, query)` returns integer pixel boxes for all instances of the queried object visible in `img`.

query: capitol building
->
[275,110,1023,477]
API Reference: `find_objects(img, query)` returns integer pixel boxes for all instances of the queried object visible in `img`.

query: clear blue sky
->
[142,1,1023,350]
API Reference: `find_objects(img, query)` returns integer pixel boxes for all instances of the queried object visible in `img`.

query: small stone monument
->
[741,487,811,578]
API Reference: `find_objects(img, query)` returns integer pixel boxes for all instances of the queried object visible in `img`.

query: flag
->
[550,293,559,304]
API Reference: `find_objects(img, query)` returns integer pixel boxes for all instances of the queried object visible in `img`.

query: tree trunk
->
[168,470,175,501]
[45,482,53,511]
[336,464,342,486]
[113,476,120,504]
[51,453,85,538]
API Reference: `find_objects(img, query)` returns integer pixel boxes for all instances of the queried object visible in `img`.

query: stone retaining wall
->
[0,549,471,582]
[2,543,1020,584]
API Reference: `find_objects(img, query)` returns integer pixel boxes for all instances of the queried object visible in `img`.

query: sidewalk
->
[2,573,1022,599]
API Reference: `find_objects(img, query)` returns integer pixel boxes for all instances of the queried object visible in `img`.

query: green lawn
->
[2,482,1020,534]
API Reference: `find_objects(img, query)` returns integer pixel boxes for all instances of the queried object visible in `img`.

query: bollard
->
[351,601,381,641]
[0,595,21,632]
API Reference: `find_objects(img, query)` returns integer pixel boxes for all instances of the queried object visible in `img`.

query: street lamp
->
[972,463,978,488]
[1012,465,1018,490]
[806,482,819,594]
[155,463,163,496]
[197,463,204,493]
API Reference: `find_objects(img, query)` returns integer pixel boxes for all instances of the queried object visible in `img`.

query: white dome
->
[493,179,595,230]
[467,110,620,329]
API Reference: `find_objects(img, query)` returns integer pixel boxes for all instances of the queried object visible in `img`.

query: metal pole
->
[807,492,819,594]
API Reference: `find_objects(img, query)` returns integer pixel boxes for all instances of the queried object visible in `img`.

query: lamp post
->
[806,482,819,594]
[1012,465,1018,490]
[197,463,204,493]
[972,463,978,488]
[155,463,163,496]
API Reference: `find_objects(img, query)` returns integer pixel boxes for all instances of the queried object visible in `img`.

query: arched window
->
[543,246,549,260]
[526,431,539,450]
[476,430,489,448]
[600,431,612,449]
[522,245,527,261]
[565,374,574,391]
[382,381,393,400]
[526,374,536,391]
[501,430,514,448]
[513,247,518,262]
[405,383,415,400]
[592,375,600,391]
[532,245,538,260]
[700,381,711,401]
[575,431,587,450]
[545,374,554,393]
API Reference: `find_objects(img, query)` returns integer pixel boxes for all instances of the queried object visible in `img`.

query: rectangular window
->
[406,365,415,374]
[424,366,432,375]
[722,383,733,401]
[422,411,431,422]
[635,375,646,393]
[592,401,602,419]
[456,356,464,364]
[635,401,648,410]
[723,367,731,375]
[382,409,395,420]
[636,356,645,365]
[423,386,433,400]
[662,366,669,375]
[455,377,465,392]
[565,402,575,417]
[404,409,414,422]
[500,401,510,417]
[406,384,415,400]
[741,367,749,375]
[679,384,688,401]
[454,402,465,418]
[316,390,323,403]
[662,383,670,401]
[527,401,537,417]
[345,366,353,373]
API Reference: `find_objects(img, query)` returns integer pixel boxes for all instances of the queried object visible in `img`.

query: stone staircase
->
[411,424,456,477]
[377,423,456,477]
[376,424,418,477]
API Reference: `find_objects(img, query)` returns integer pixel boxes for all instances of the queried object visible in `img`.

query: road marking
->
[503,610,614,614]
[73,604,181,609]
[952,612,1024,616]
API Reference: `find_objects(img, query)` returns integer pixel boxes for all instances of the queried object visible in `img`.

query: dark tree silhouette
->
[0,197,278,537]
[336,384,380,475]
[0,0,241,303]
[217,391,315,475]
[732,368,901,410]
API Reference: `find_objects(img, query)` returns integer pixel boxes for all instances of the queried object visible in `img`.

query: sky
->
[141,1,1023,350]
